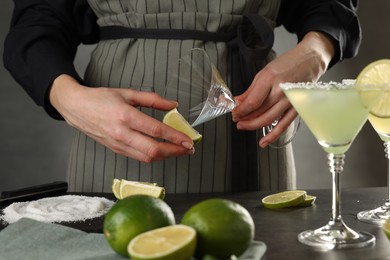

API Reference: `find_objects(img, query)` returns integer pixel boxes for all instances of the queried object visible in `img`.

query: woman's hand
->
[49,75,195,162]
[232,32,335,147]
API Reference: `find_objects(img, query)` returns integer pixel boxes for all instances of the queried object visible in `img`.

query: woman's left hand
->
[231,32,335,147]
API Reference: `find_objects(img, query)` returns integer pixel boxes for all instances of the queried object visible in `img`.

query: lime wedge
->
[356,59,390,118]
[163,108,202,144]
[261,190,307,209]
[112,178,121,199]
[111,179,165,200]
[297,194,316,207]
[128,224,196,260]
[383,218,390,240]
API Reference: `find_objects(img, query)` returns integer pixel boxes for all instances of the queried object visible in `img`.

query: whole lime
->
[103,195,175,256]
[181,198,254,259]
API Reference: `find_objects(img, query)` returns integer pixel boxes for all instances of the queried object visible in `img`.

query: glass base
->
[298,221,375,250]
[357,206,390,225]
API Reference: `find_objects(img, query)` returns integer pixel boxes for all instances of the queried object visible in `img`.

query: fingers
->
[232,70,273,121]
[125,107,195,149]
[102,106,195,162]
[259,108,298,148]
[124,89,178,111]
[236,96,291,131]
[106,130,195,163]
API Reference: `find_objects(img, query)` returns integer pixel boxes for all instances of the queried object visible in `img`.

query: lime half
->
[262,190,307,209]
[128,224,196,260]
[163,108,202,144]
[112,179,165,200]
[356,59,390,118]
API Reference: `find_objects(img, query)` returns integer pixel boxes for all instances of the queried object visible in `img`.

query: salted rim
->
[279,81,356,90]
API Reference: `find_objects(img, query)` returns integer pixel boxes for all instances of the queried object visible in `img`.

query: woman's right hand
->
[49,74,195,162]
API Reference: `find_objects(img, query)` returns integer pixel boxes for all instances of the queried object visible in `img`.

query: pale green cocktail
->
[368,114,390,142]
[283,85,370,154]
[281,81,381,250]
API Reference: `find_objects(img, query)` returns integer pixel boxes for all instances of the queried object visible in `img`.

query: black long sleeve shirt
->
[3,0,361,118]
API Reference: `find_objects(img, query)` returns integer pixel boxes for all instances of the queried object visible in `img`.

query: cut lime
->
[128,224,196,260]
[356,59,390,118]
[111,179,165,200]
[297,194,316,207]
[383,218,390,240]
[261,190,307,209]
[104,195,175,256]
[163,108,202,144]
[112,178,121,199]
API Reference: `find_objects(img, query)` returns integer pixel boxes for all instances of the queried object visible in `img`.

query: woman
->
[4,0,360,193]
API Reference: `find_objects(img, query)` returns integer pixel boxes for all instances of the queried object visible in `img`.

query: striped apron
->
[67,0,296,193]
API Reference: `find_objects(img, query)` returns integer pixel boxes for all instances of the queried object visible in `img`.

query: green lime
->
[181,198,254,259]
[103,195,175,257]
[261,190,307,209]
[128,224,196,260]
[163,108,202,144]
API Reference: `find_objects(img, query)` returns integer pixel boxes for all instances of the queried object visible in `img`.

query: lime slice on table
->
[262,190,309,209]
[356,59,390,118]
[128,224,196,260]
[163,108,202,144]
[299,194,317,207]
[112,178,165,200]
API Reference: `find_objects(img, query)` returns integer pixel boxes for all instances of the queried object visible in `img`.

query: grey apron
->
[67,0,296,193]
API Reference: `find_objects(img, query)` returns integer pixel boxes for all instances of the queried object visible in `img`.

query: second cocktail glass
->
[357,85,390,225]
[280,81,380,250]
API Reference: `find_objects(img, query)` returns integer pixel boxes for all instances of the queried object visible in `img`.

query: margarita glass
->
[357,86,390,225]
[280,81,379,250]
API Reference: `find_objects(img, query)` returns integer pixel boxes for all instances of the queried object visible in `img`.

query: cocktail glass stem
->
[386,141,390,203]
[330,153,343,225]
[298,153,375,250]
[357,141,390,225]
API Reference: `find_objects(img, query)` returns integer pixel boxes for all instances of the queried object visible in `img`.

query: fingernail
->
[236,123,242,130]
[187,148,195,155]
[232,116,237,122]
[260,141,268,148]
[182,141,194,150]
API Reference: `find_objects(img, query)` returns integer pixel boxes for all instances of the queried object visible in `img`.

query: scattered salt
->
[0,195,114,224]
